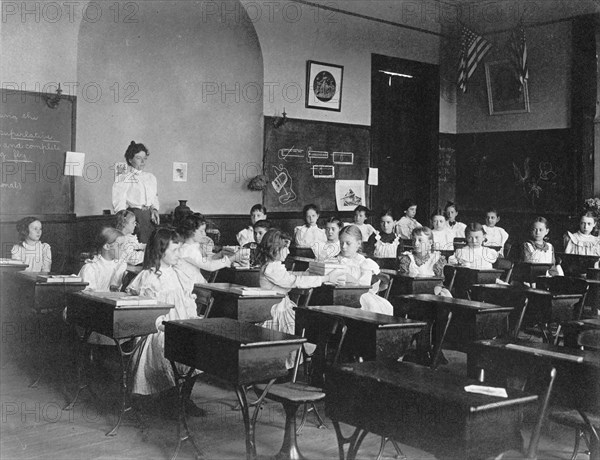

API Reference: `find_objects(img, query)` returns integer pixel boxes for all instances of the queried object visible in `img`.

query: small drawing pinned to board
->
[332,152,354,165]
[307,147,328,163]
[312,165,335,178]
[335,180,365,211]
[278,147,304,160]
[271,164,297,205]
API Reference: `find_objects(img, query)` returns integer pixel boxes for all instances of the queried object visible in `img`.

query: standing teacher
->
[112,141,160,244]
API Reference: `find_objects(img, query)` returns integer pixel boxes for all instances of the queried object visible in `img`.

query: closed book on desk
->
[0,258,28,265]
[81,291,158,306]
[308,261,345,275]
[228,287,280,296]
[37,274,83,283]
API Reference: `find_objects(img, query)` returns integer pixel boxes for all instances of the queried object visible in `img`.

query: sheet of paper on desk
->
[464,385,508,398]
[0,258,26,265]
[230,287,280,296]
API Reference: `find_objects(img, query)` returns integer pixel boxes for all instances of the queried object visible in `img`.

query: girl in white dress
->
[257,229,344,367]
[115,210,146,265]
[430,210,455,252]
[312,216,342,261]
[176,213,238,284]
[395,198,422,240]
[483,208,510,256]
[365,209,401,259]
[11,216,52,272]
[398,227,451,296]
[345,205,376,242]
[127,228,204,416]
[522,217,563,276]
[294,204,327,248]
[563,211,600,256]
[335,225,394,315]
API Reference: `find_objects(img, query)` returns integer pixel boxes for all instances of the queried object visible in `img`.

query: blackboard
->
[0,89,76,218]
[455,129,575,214]
[263,117,370,212]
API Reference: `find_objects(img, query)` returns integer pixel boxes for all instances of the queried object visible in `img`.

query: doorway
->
[370,54,439,224]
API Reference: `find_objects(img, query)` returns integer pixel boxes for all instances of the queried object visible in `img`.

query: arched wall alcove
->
[75,0,264,215]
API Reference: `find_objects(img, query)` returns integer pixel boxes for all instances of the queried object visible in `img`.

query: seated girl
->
[444,201,467,239]
[243,219,272,267]
[365,209,402,259]
[522,217,563,276]
[563,211,600,256]
[394,198,422,240]
[257,229,344,367]
[11,216,52,272]
[312,216,342,261]
[345,205,376,242]
[115,209,146,265]
[335,225,394,316]
[294,204,327,248]
[177,213,240,284]
[449,222,498,269]
[430,210,454,252]
[126,227,204,416]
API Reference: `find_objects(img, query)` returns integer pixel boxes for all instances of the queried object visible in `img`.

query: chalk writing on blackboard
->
[271,164,297,205]
[512,157,560,207]
[312,165,335,178]
[278,147,304,160]
[332,152,354,165]
[307,148,328,163]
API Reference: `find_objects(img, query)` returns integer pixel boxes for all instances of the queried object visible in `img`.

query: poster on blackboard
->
[335,180,365,211]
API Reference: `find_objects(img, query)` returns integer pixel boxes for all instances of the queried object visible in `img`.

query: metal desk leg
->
[169,363,203,460]
[63,329,99,410]
[105,337,147,437]
[332,420,368,460]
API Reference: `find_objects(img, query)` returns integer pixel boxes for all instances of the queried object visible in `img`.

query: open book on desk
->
[37,274,83,283]
[80,291,159,307]
[228,287,281,296]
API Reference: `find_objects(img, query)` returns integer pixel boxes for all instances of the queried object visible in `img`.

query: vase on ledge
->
[173,200,192,226]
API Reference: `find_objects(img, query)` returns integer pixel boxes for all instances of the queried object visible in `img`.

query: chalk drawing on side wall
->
[312,165,335,178]
[513,157,558,207]
[271,164,297,205]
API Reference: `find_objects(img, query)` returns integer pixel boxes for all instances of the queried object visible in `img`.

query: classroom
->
[1,0,599,459]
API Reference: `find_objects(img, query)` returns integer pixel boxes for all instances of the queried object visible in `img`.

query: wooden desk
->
[194,283,284,323]
[164,317,305,460]
[512,262,553,284]
[12,271,88,312]
[395,294,512,352]
[588,268,600,281]
[325,360,538,460]
[562,318,600,348]
[290,256,313,272]
[295,305,426,364]
[66,291,173,436]
[290,247,315,259]
[449,266,504,299]
[467,339,600,416]
[310,283,370,309]
[381,269,443,296]
[216,266,261,287]
[371,257,398,270]
[558,253,600,277]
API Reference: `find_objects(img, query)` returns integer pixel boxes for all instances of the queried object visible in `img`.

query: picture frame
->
[305,60,343,111]
[485,59,530,115]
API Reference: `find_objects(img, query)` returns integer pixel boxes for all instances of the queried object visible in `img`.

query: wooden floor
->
[0,344,586,460]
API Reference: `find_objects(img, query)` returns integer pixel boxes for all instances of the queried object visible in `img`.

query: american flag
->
[509,24,528,86]
[457,26,492,93]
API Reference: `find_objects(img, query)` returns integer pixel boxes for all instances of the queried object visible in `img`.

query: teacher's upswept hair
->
[124,141,149,166]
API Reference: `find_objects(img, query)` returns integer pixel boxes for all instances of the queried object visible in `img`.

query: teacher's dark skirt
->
[128,207,154,244]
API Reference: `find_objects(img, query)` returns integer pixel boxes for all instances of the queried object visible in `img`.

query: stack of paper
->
[37,274,83,283]
[308,261,345,276]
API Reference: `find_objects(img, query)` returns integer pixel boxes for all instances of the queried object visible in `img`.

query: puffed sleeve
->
[112,174,128,212]
[293,226,305,247]
[182,245,230,272]
[10,244,23,261]
[263,261,324,289]
[484,247,499,265]
[149,173,159,211]
[42,243,52,272]
[77,263,97,291]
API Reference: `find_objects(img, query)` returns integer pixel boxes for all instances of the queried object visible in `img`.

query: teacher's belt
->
[129,205,154,211]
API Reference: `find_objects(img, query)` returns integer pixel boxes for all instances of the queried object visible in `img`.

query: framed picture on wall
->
[306,60,343,111]
[485,59,530,115]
